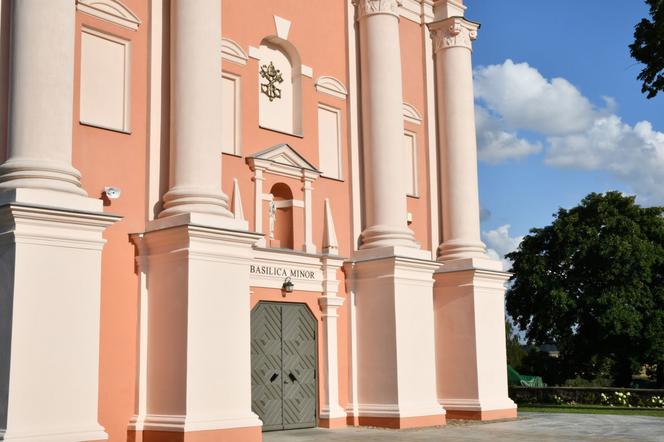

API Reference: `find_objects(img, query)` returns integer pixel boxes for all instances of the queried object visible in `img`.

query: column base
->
[436,238,487,261]
[356,414,445,429]
[358,224,419,249]
[128,427,261,442]
[0,158,87,197]
[351,404,446,429]
[159,185,234,219]
[445,408,517,421]
[0,427,108,442]
[318,417,347,429]
[319,406,347,429]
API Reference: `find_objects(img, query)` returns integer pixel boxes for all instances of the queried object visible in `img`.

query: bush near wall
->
[510,387,664,408]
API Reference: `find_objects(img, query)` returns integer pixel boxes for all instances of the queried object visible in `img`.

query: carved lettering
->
[250,264,317,280]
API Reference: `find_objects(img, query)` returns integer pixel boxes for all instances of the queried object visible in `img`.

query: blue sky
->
[467,0,664,264]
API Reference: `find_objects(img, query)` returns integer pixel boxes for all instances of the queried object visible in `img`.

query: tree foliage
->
[505,319,526,370]
[506,192,664,386]
[630,0,664,98]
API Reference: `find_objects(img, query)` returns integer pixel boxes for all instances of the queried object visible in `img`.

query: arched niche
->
[269,182,295,250]
[257,36,302,136]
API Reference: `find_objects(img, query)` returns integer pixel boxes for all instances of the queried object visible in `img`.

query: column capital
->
[353,0,402,20]
[429,16,479,52]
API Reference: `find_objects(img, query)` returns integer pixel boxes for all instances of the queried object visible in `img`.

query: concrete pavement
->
[263,413,664,441]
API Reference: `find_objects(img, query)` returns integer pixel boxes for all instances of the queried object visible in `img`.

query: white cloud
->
[474,59,600,135]
[482,224,523,271]
[475,105,542,164]
[473,59,664,204]
[546,117,664,205]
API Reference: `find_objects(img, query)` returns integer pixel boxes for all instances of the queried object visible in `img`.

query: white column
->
[429,7,516,420]
[355,0,417,249]
[160,0,232,218]
[302,175,315,253]
[0,0,85,196]
[318,257,346,427]
[429,16,486,261]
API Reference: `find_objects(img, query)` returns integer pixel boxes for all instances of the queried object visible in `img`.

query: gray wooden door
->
[251,302,317,431]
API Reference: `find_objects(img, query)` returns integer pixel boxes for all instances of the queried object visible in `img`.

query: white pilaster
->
[128,235,149,433]
[354,0,417,249]
[318,256,347,426]
[302,176,315,253]
[253,168,265,246]
[429,15,486,261]
[160,0,232,219]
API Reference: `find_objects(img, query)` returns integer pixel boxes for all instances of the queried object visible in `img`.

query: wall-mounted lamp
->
[103,186,122,200]
[281,277,294,295]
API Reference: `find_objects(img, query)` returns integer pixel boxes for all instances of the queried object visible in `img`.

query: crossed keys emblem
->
[260,62,284,102]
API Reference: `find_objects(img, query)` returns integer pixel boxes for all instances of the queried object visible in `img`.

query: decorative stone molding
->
[76,0,141,30]
[246,143,320,181]
[221,38,248,66]
[354,0,403,20]
[399,0,435,24]
[403,102,422,125]
[231,179,245,221]
[247,144,321,253]
[315,76,348,100]
[429,17,479,52]
[323,198,339,255]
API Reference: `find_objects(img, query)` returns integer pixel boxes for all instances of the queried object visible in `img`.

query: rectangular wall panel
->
[80,28,130,132]
[404,131,417,196]
[317,105,342,179]
[222,73,240,154]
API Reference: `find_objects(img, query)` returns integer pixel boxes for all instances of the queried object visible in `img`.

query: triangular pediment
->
[247,144,320,178]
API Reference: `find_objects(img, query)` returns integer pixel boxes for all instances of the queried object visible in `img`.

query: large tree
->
[630,0,664,98]
[506,192,664,387]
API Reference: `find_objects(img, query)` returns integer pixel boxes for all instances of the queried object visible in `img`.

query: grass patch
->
[519,404,664,418]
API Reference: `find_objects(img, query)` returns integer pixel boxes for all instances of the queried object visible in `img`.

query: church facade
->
[0,0,516,441]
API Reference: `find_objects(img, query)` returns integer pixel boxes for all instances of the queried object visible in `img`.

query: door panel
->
[250,302,317,431]
[251,303,283,431]
[282,304,317,429]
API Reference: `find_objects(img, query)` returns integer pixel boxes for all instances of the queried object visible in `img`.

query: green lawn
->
[519,404,664,418]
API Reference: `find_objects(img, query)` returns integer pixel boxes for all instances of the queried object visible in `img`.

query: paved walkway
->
[263,413,664,442]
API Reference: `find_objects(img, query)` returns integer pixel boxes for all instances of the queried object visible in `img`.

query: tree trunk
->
[657,362,664,388]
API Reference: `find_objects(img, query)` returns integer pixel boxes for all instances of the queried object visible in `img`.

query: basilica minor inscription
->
[250,264,317,280]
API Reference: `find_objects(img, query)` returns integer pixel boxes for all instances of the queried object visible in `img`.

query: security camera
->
[104,186,122,200]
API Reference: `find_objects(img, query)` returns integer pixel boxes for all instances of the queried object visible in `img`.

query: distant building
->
[0,0,516,441]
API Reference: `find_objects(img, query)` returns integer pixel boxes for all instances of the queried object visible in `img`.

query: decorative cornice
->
[403,102,423,125]
[429,16,479,52]
[353,0,403,20]
[315,76,348,99]
[221,38,248,66]
[76,0,141,31]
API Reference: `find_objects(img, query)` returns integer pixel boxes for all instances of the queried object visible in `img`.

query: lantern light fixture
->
[282,277,294,294]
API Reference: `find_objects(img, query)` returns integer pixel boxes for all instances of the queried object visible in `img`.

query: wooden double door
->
[250,302,317,431]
